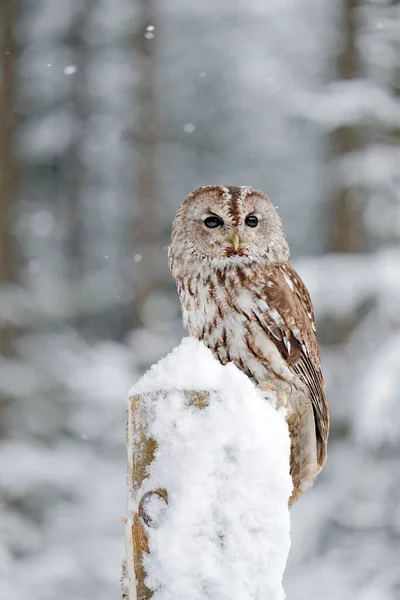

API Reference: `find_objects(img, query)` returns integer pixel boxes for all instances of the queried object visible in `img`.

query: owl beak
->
[230,232,241,252]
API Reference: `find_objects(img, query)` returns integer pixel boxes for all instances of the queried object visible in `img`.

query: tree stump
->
[122,338,291,600]
[123,390,209,600]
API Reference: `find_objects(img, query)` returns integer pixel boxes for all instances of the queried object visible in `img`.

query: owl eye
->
[204,216,224,228]
[245,215,258,227]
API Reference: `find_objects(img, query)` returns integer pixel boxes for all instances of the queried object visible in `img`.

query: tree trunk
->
[63,3,95,333]
[123,391,209,599]
[64,21,86,285]
[131,0,160,328]
[324,0,367,345]
[0,0,17,435]
[329,0,366,254]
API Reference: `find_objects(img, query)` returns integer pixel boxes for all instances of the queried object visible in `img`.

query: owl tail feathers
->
[316,438,328,474]
[287,401,319,507]
[289,474,317,507]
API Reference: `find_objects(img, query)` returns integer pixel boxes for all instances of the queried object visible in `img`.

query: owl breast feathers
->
[169,185,329,504]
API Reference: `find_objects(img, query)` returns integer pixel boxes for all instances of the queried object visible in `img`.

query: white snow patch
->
[130,337,292,600]
[64,65,77,75]
[183,123,196,134]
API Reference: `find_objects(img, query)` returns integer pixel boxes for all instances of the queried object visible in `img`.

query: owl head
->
[169,185,289,275]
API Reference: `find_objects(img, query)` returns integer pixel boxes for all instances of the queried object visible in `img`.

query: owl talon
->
[258,382,286,411]
[258,382,278,404]
[258,382,276,393]
[258,382,291,415]
[276,393,292,415]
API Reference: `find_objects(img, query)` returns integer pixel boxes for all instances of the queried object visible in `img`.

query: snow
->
[295,250,400,321]
[129,337,292,600]
[183,123,196,134]
[293,80,400,130]
[64,65,77,75]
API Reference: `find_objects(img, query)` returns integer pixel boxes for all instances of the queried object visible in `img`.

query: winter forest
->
[0,0,399,599]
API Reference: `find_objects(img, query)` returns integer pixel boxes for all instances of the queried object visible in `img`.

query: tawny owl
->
[168,185,329,504]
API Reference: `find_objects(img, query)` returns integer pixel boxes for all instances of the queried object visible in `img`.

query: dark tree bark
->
[63,3,94,325]
[0,0,17,434]
[64,20,86,286]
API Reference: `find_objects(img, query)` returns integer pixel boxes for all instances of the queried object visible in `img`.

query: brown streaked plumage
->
[168,185,329,504]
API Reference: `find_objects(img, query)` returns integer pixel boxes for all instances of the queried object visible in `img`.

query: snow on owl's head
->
[169,185,290,275]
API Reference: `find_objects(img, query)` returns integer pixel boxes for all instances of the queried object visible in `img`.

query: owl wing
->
[252,264,329,460]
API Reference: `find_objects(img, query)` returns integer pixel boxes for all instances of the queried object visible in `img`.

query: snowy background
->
[0,0,399,599]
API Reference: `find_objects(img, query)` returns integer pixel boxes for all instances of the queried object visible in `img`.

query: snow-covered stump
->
[123,338,292,600]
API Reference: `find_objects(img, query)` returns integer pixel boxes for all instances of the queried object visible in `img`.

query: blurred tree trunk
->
[324,0,368,345]
[63,4,94,329]
[65,27,85,285]
[0,0,17,434]
[328,0,366,255]
[132,0,160,328]
[388,0,400,155]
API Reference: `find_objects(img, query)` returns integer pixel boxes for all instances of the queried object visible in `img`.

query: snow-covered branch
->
[123,338,292,600]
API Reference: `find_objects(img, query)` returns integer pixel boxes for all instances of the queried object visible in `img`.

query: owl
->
[168,185,329,504]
